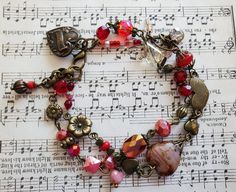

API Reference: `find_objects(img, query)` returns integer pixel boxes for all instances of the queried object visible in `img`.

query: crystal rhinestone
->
[110,170,125,186]
[104,156,115,170]
[67,144,80,157]
[174,70,187,83]
[53,80,68,95]
[122,134,147,158]
[96,25,110,40]
[169,28,184,44]
[145,41,167,68]
[83,156,101,173]
[146,142,181,176]
[176,51,193,68]
[178,84,192,96]
[155,119,171,137]
[56,129,68,141]
[117,20,133,37]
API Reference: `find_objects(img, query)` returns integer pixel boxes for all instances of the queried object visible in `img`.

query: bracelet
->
[11,20,209,188]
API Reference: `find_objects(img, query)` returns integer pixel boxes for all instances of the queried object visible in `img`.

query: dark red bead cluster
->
[174,51,194,97]
[53,80,75,110]
[96,20,141,47]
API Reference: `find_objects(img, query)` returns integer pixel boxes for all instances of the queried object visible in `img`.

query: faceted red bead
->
[133,39,142,46]
[109,41,121,47]
[155,119,171,137]
[64,99,72,110]
[26,81,37,89]
[101,141,110,151]
[96,26,110,40]
[104,156,115,169]
[53,80,68,95]
[176,51,193,68]
[174,70,187,83]
[83,156,101,173]
[67,82,75,91]
[117,20,133,37]
[178,84,192,96]
[67,144,80,157]
[56,129,68,141]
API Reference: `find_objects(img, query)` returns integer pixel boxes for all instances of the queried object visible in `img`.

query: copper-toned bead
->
[122,134,147,158]
[11,80,28,94]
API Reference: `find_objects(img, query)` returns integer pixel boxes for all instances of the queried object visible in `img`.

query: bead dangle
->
[11,20,209,188]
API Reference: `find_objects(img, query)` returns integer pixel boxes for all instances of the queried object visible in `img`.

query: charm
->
[145,41,167,68]
[146,141,181,176]
[46,26,81,57]
[190,77,209,111]
[46,104,63,120]
[184,119,199,135]
[169,28,184,44]
[67,115,92,138]
[121,159,139,175]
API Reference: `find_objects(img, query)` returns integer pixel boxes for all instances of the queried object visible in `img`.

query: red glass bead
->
[178,84,192,96]
[96,25,110,40]
[101,141,110,151]
[104,156,115,169]
[53,80,68,95]
[176,51,193,68]
[67,144,80,157]
[109,41,121,47]
[56,129,68,141]
[117,20,133,37]
[67,82,75,91]
[133,39,142,46]
[26,81,37,89]
[155,119,171,137]
[174,70,187,83]
[64,99,72,110]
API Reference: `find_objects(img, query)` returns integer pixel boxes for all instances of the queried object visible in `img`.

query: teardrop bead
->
[146,142,181,176]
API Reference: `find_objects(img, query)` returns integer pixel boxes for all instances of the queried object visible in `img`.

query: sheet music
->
[0,0,236,191]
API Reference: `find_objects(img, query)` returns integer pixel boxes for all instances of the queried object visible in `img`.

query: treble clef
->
[218,8,231,16]
[222,37,234,54]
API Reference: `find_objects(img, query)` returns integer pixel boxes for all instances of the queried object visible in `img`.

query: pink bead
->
[96,25,110,40]
[117,20,133,37]
[178,84,192,96]
[67,82,75,91]
[110,170,125,185]
[109,41,121,47]
[53,80,68,95]
[155,119,171,137]
[104,156,115,170]
[64,99,72,110]
[83,156,101,173]
[67,144,80,157]
[56,129,68,141]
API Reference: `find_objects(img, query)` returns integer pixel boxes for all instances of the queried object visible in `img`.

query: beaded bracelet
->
[11,20,209,188]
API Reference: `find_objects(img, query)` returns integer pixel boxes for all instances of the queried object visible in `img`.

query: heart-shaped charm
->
[184,119,199,135]
[146,142,181,176]
[121,159,139,175]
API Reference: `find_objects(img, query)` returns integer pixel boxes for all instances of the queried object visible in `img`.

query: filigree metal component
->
[46,104,63,120]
